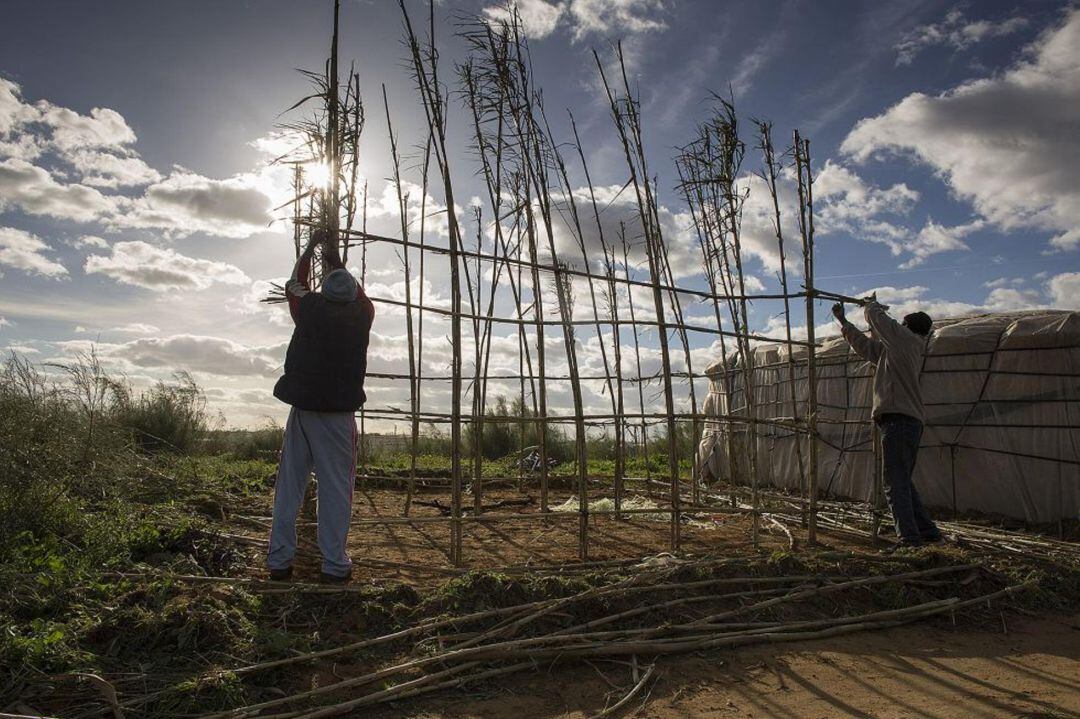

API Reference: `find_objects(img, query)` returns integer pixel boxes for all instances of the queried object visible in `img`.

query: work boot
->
[319,568,353,585]
[880,538,923,555]
[268,566,293,582]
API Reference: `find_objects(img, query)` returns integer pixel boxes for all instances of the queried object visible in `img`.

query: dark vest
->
[273,294,372,412]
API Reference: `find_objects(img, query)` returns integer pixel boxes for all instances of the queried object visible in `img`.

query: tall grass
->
[206,420,286,460]
[111,371,210,454]
[0,355,89,548]
[464,395,570,462]
[0,351,212,549]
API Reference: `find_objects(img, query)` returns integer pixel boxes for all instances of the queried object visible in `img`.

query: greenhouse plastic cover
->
[697,310,1080,523]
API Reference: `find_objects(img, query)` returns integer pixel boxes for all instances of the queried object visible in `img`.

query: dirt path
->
[408,614,1080,719]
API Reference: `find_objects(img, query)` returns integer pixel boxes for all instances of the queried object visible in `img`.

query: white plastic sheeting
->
[697,310,1080,523]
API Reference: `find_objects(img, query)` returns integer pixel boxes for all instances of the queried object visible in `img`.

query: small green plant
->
[0,617,90,673]
[171,670,248,712]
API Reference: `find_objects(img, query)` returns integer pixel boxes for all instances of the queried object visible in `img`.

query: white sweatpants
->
[267,407,356,577]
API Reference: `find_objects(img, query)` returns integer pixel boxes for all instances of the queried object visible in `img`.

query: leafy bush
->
[0,355,107,547]
[112,371,211,454]
[0,352,215,550]
[464,394,570,462]
[217,420,285,460]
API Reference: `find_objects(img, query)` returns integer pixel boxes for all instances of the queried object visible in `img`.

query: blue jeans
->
[878,413,939,543]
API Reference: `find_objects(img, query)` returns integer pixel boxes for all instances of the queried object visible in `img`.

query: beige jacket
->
[840,301,928,422]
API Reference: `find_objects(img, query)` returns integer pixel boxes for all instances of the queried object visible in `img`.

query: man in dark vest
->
[267,230,374,583]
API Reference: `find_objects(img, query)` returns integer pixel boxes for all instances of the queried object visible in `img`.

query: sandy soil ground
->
[241,484,819,586]
[222,484,1078,719]
[396,614,1080,719]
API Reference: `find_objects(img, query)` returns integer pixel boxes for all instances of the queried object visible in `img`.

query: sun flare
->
[302,161,332,188]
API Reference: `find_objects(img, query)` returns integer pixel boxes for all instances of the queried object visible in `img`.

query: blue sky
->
[1,0,1078,427]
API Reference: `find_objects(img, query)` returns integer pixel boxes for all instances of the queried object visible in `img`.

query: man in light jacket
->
[267,230,375,583]
[833,299,941,550]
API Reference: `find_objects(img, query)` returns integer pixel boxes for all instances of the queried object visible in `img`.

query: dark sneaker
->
[269,566,293,582]
[880,539,923,555]
[921,533,944,545]
[319,569,352,585]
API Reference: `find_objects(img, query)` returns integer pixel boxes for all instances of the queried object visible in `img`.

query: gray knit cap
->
[322,268,357,302]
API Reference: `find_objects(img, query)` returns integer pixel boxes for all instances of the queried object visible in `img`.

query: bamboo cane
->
[382,86,420,517]
[758,122,808,509]
[794,131,819,543]
[621,230,653,496]
[595,45,682,549]
[400,0,465,565]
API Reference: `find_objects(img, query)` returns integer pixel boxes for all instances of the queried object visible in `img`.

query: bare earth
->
[394,614,1079,719]
[227,484,1079,718]
[270,484,798,586]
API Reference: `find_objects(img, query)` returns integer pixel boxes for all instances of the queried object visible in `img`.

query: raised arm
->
[863,300,908,347]
[842,321,883,363]
[321,234,345,271]
[322,234,372,308]
[285,233,321,323]
[833,302,882,363]
[287,231,373,319]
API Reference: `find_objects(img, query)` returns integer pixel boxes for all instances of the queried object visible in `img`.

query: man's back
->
[274,293,372,412]
[841,301,927,421]
[272,239,375,414]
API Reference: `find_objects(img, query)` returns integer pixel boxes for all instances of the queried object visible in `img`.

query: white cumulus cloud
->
[37,102,137,152]
[895,9,1029,66]
[856,284,1046,320]
[0,78,275,238]
[568,0,667,40]
[111,322,160,334]
[67,149,162,188]
[0,157,116,222]
[0,76,156,188]
[113,335,284,377]
[68,234,109,249]
[843,9,1080,252]
[84,240,250,291]
[479,0,667,41]
[57,334,286,377]
[811,160,966,268]
[114,170,274,238]
[0,226,68,278]
[1047,272,1080,309]
[483,0,564,39]
[901,218,984,269]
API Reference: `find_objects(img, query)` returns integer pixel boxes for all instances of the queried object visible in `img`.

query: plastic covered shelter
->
[697,310,1080,523]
